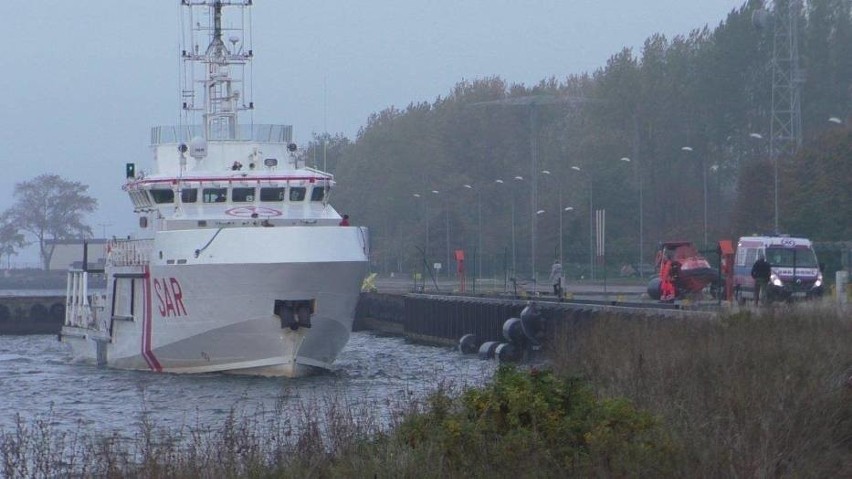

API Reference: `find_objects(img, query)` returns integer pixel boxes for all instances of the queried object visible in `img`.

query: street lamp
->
[431,190,450,278]
[570,165,594,280]
[747,132,778,232]
[494,179,509,285]
[463,183,483,286]
[559,206,574,268]
[97,222,113,239]
[413,193,428,291]
[412,193,427,251]
[828,116,843,124]
[681,146,707,247]
[537,169,555,288]
[619,157,643,276]
[511,176,523,278]
[749,131,781,232]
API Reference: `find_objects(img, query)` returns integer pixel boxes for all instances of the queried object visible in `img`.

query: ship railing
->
[107,239,154,267]
[150,124,293,145]
[66,270,93,329]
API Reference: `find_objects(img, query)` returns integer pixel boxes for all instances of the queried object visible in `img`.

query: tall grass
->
[548,303,852,477]
[0,390,407,478]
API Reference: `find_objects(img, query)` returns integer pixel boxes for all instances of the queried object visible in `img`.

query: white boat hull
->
[61,227,369,377]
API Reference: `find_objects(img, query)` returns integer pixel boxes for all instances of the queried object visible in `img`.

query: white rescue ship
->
[60,0,369,377]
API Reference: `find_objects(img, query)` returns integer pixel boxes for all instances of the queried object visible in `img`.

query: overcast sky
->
[0,0,745,264]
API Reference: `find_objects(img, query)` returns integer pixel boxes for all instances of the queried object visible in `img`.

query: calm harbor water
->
[0,332,497,438]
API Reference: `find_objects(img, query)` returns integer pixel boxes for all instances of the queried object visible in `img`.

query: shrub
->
[392,365,676,477]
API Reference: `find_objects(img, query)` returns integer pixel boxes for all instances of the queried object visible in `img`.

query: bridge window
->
[150,189,174,204]
[260,187,285,201]
[232,187,255,202]
[310,187,325,202]
[289,187,306,201]
[181,188,198,203]
[203,188,227,203]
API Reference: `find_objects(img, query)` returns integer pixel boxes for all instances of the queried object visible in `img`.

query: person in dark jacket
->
[750,254,771,306]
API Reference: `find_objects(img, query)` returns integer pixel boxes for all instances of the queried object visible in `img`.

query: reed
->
[547,302,852,477]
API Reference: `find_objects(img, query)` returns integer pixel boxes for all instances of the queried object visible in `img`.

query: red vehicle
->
[647,241,718,301]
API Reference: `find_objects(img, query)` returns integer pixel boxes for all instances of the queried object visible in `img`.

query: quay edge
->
[355,292,716,347]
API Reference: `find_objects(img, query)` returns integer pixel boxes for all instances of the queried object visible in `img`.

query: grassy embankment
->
[2,304,849,478]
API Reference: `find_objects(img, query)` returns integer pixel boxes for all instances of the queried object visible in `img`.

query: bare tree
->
[4,174,97,270]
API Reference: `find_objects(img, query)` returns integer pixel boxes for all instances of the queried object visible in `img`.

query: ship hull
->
[61,227,369,377]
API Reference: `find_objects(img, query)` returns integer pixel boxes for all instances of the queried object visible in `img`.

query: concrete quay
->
[0,292,65,334]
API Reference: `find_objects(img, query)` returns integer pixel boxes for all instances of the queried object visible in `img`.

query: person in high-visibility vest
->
[660,258,676,302]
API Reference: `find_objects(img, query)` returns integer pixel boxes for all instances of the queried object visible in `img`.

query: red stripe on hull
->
[141,266,163,372]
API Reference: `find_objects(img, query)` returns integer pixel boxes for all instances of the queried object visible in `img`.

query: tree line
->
[299,0,851,277]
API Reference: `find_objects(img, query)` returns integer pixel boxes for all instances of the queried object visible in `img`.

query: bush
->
[391,365,676,477]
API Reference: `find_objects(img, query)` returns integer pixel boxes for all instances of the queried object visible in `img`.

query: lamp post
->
[681,146,707,247]
[97,222,113,239]
[535,208,545,292]
[538,169,554,288]
[431,190,450,278]
[463,183,483,287]
[559,206,574,268]
[570,165,594,280]
[413,193,428,290]
[413,193,428,252]
[540,170,575,271]
[504,176,524,278]
[495,176,525,282]
[748,132,765,171]
[709,163,720,239]
[494,179,508,285]
[619,157,643,275]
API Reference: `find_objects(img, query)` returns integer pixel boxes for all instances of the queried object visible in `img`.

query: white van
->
[733,235,824,303]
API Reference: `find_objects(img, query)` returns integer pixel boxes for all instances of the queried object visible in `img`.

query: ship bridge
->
[149,124,294,175]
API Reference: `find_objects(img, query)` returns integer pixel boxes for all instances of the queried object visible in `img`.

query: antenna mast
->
[180,0,254,141]
[755,0,804,232]
[769,0,804,155]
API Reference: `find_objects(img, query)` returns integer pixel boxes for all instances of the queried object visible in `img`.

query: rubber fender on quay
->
[458,333,481,355]
[495,342,522,363]
[519,302,544,345]
[477,341,500,360]
[502,317,526,345]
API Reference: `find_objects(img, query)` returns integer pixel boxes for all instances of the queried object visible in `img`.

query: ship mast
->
[180,0,253,142]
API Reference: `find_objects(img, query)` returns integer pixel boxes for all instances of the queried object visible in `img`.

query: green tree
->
[782,127,852,239]
[4,174,97,270]
[297,132,353,174]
